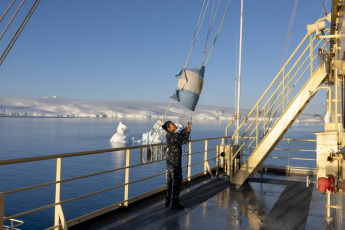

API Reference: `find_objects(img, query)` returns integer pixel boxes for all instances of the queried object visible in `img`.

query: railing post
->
[288,140,290,171]
[221,138,225,168]
[204,140,208,175]
[124,149,130,206]
[255,107,259,148]
[0,192,4,230]
[283,68,285,112]
[140,148,143,164]
[216,145,219,177]
[230,145,234,179]
[310,34,313,76]
[264,106,266,136]
[188,142,192,182]
[55,157,67,230]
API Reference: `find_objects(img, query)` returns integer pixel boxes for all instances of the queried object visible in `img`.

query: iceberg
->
[141,120,185,144]
[142,120,167,144]
[110,122,131,143]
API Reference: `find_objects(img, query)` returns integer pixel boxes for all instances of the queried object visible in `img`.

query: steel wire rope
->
[0,0,16,24]
[149,1,211,149]
[265,0,298,134]
[202,0,221,65]
[0,0,26,41]
[183,0,210,70]
[0,0,41,66]
[204,0,232,66]
[185,0,230,126]
[266,0,328,133]
[321,0,328,17]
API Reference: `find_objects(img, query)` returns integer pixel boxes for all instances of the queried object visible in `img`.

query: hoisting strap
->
[149,98,173,147]
[176,108,188,129]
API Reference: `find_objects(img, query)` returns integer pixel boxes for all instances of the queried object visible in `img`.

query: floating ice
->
[141,120,186,144]
[110,122,131,143]
[142,120,167,144]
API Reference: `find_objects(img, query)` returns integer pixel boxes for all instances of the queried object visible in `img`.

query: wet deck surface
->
[81,173,345,230]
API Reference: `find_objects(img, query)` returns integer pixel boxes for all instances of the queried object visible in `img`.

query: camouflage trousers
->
[166,162,182,207]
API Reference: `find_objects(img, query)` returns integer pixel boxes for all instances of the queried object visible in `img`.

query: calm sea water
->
[0,118,322,229]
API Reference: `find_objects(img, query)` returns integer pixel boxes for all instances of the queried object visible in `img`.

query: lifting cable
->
[149,0,232,148]
[0,0,15,24]
[148,0,211,149]
[184,0,210,71]
[0,0,26,41]
[202,0,221,65]
[204,0,232,66]
[0,0,41,66]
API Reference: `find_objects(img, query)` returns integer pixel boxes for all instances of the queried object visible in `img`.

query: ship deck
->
[73,171,344,230]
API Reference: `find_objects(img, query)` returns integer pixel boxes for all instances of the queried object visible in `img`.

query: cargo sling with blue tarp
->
[171,66,205,111]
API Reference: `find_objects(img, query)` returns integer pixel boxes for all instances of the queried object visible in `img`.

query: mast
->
[235,0,243,145]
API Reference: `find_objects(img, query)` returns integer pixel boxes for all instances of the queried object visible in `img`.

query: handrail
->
[225,30,328,165]
[229,32,310,141]
[0,134,317,229]
[0,136,229,166]
[225,117,236,144]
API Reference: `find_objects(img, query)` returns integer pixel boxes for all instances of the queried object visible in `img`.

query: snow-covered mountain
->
[0,96,324,125]
[0,96,238,120]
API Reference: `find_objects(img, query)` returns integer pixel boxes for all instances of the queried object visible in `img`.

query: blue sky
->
[0,0,330,112]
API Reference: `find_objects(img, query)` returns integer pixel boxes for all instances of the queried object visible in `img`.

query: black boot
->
[170,204,184,210]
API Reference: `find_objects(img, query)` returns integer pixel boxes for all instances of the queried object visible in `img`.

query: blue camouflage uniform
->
[165,128,190,208]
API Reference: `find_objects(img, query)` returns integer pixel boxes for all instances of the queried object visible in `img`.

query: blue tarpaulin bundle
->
[171,66,205,111]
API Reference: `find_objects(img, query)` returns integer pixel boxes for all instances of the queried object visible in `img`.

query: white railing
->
[225,30,329,172]
[0,135,317,229]
[3,219,24,230]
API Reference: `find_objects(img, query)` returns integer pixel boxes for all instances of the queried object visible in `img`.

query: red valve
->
[317,175,335,194]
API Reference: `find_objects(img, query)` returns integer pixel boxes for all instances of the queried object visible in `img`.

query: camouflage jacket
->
[166,128,190,166]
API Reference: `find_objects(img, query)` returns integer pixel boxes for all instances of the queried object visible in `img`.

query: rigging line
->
[202,0,221,65]
[149,98,173,148]
[0,0,15,24]
[175,109,189,137]
[204,0,232,67]
[0,0,41,66]
[189,111,194,122]
[177,108,188,128]
[318,0,329,19]
[321,0,328,16]
[0,0,26,41]
[186,0,206,61]
[184,0,210,70]
[150,1,210,150]
[266,0,298,131]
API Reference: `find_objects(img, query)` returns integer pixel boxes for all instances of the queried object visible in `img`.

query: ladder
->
[225,31,330,188]
[231,65,327,187]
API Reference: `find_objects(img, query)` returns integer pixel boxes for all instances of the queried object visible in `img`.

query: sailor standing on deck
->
[162,121,192,210]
